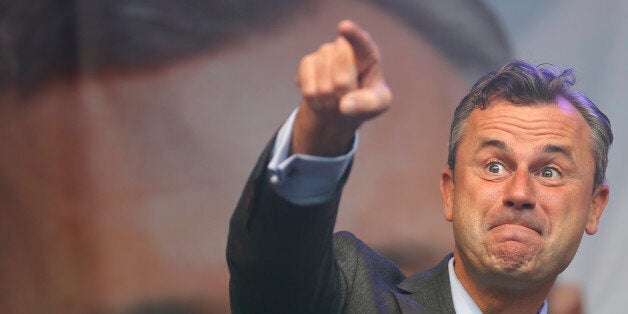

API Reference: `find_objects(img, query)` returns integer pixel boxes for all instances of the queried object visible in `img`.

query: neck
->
[453,252,554,314]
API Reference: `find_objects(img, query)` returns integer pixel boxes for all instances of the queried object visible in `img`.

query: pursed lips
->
[488,217,543,236]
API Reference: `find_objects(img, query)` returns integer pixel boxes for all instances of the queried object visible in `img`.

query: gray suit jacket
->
[227,138,455,313]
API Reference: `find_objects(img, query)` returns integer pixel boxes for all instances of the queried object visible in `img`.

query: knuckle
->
[301,87,317,100]
[379,90,392,112]
[333,74,354,91]
[319,42,334,53]
[381,87,392,104]
[317,83,334,97]
[297,56,316,86]
[299,54,315,69]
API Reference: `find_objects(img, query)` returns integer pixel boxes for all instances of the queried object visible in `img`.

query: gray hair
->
[447,60,613,190]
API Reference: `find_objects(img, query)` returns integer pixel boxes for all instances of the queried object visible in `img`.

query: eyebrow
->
[477,139,575,161]
[477,139,510,152]
[541,144,574,160]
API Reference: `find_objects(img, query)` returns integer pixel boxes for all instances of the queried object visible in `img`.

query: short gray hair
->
[447,60,613,190]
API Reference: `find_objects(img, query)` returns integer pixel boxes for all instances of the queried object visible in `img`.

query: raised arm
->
[228,21,390,313]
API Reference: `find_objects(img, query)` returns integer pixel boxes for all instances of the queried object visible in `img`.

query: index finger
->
[338,20,380,74]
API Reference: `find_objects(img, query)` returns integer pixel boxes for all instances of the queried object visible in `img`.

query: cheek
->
[537,188,591,240]
[452,176,502,229]
[455,175,503,209]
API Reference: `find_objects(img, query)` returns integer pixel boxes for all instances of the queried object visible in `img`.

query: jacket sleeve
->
[226,135,351,313]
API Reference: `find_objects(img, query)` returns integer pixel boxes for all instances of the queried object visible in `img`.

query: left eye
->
[540,168,560,178]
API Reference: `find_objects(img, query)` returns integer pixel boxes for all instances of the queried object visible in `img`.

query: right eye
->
[486,162,506,175]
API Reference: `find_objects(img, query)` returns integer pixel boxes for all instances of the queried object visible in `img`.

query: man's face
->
[440,98,609,288]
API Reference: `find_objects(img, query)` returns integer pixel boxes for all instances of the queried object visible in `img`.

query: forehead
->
[464,98,591,150]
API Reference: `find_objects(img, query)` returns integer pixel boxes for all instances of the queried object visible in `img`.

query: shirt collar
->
[447,257,548,314]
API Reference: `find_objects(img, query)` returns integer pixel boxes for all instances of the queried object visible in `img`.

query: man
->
[227,20,612,313]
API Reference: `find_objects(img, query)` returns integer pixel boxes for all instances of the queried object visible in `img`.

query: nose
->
[502,169,536,210]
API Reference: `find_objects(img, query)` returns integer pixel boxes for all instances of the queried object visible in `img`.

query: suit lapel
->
[395,253,455,313]
[389,289,431,314]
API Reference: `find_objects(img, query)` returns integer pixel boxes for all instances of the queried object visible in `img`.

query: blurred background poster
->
[0,0,625,313]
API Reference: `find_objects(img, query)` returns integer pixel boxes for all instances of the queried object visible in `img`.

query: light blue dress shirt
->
[267,108,357,206]
[448,257,548,314]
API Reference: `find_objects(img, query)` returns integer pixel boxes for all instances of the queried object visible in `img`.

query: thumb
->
[339,84,392,119]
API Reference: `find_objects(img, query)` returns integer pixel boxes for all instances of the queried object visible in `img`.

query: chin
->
[488,242,539,275]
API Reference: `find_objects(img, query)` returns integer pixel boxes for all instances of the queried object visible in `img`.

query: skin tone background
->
[0,0,467,312]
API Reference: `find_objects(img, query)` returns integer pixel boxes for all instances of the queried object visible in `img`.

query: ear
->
[440,168,455,222]
[585,184,609,235]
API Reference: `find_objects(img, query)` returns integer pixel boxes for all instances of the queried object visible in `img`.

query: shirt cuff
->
[268,108,357,206]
